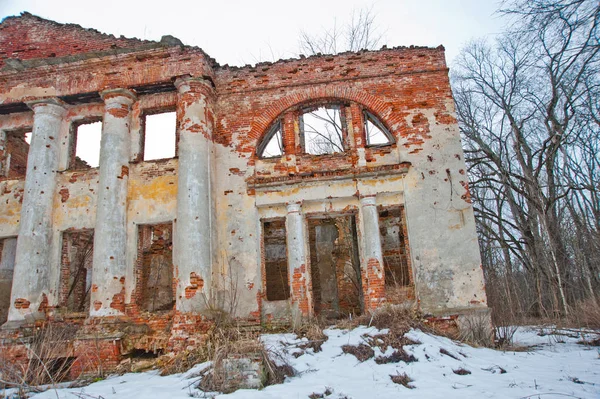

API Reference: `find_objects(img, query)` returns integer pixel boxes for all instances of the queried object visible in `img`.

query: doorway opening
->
[308,214,362,318]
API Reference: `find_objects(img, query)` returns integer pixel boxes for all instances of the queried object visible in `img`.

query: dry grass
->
[295,320,328,353]
[569,298,600,330]
[341,344,374,362]
[0,323,85,397]
[197,336,294,394]
[390,372,414,389]
[159,321,295,394]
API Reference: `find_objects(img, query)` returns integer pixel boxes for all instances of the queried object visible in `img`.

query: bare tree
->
[453,0,600,320]
[299,7,383,56]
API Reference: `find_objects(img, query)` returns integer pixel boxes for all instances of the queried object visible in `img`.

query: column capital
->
[100,88,137,106]
[174,75,214,94]
[359,195,377,207]
[286,202,302,214]
[26,98,67,118]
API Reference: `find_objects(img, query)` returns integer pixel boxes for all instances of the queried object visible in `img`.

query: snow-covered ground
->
[18,326,600,399]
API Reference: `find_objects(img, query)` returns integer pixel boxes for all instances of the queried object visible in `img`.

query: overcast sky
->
[0,0,505,67]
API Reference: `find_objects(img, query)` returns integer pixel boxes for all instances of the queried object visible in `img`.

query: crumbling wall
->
[0,13,488,360]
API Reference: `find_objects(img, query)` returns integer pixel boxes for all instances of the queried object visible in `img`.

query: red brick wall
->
[0,13,154,68]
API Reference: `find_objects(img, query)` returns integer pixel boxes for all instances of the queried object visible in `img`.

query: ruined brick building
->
[0,13,488,374]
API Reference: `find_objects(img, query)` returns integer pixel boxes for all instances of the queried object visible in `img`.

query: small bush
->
[341,344,374,362]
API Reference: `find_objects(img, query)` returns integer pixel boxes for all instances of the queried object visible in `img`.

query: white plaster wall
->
[401,103,487,314]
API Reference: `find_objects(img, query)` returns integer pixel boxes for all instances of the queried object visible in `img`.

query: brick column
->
[7,99,66,325]
[173,76,215,312]
[359,196,385,313]
[90,89,136,317]
[286,202,312,318]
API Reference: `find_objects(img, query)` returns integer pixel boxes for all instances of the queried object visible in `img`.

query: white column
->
[7,99,66,325]
[285,202,312,317]
[359,195,385,312]
[90,89,136,317]
[173,76,215,312]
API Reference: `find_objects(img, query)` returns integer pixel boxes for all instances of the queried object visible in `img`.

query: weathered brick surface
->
[0,13,487,377]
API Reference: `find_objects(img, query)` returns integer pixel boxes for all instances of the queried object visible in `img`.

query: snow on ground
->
[24,326,600,399]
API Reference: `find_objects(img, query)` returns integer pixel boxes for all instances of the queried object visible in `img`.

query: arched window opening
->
[364,111,394,146]
[301,105,345,155]
[257,120,283,158]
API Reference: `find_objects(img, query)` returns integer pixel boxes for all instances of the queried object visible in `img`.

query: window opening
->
[59,230,94,312]
[0,238,17,324]
[263,219,289,301]
[301,105,345,155]
[3,130,31,178]
[73,121,102,168]
[143,112,176,161]
[257,120,283,158]
[308,215,362,318]
[136,223,174,312]
[364,111,394,146]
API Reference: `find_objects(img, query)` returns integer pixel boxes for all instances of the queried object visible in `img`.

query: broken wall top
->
[0,12,448,112]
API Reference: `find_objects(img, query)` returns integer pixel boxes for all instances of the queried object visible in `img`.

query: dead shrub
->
[374,349,417,364]
[390,372,414,389]
[295,320,328,353]
[453,367,471,375]
[0,323,83,396]
[456,312,494,347]
[495,324,519,348]
[341,344,374,362]
[569,298,600,329]
[159,322,244,376]
[363,332,420,352]
[366,305,423,333]
[197,336,294,394]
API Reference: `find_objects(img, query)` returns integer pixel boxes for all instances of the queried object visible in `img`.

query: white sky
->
[1,0,505,162]
[0,0,505,66]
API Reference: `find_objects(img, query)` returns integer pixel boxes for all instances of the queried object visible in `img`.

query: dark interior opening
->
[263,219,290,301]
[308,215,362,318]
[136,223,175,312]
[60,230,94,312]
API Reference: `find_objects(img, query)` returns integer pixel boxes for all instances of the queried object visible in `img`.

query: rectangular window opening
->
[143,111,176,161]
[379,207,413,303]
[136,223,174,312]
[59,230,94,312]
[3,129,31,178]
[308,215,362,318]
[72,120,102,169]
[301,105,345,155]
[0,237,17,324]
[263,219,290,301]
